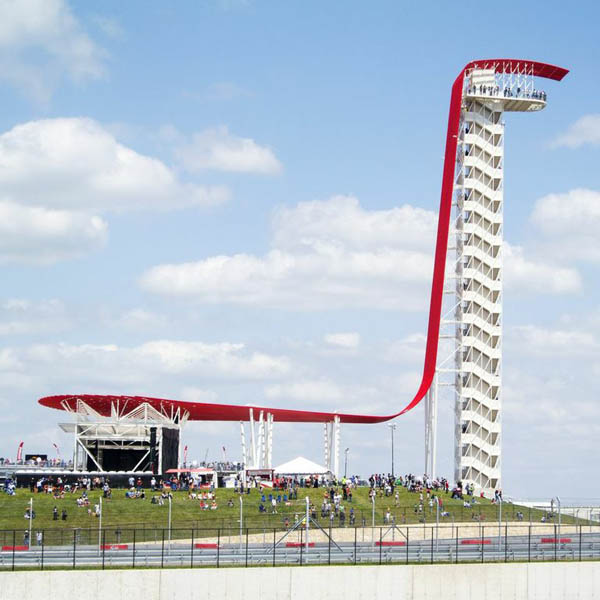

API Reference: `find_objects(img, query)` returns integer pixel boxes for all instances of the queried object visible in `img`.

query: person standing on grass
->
[36,531,42,546]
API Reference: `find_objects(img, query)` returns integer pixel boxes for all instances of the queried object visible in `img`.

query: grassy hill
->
[0,484,572,546]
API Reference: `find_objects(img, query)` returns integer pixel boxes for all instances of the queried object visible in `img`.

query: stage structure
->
[39,60,567,492]
[57,396,186,475]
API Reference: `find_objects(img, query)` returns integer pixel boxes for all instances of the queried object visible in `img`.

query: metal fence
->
[1,522,600,571]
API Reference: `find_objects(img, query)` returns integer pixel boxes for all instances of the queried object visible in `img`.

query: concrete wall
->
[2,562,600,600]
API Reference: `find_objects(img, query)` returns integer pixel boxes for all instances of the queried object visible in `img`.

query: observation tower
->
[38,60,567,495]
[432,62,563,495]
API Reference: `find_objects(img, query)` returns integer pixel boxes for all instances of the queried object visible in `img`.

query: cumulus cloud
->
[384,333,427,364]
[272,196,436,252]
[503,243,582,294]
[0,118,228,212]
[0,200,107,264]
[551,114,600,149]
[173,126,282,174]
[0,118,230,264]
[507,324,599,358]
[265,379,343,403]
[0,299,71,335]
[530,188,600,262]
[140,196,436,310]
[0,340,290,391]
[140,195,578,309]
[0,0,106,103]
[324,332,360,349]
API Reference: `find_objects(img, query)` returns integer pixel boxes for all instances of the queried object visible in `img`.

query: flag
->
[16,441,24,462]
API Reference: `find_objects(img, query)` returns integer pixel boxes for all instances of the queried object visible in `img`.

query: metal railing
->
[1,522,599,571]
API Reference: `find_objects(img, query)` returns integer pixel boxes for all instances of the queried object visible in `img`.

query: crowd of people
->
[466,83,547,101]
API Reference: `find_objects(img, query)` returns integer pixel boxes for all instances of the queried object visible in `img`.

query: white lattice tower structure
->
[436,64,550,495]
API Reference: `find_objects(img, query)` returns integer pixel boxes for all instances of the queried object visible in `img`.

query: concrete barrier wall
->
[2,561,600,600]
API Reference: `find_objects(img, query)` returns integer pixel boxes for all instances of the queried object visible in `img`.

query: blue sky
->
[0,0,599,499]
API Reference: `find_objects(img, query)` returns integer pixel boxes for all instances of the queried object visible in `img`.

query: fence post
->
[481,526,484,563]
[102,529,106,570]
[354,526,357,565]
[161,529,165,569]
[11,530,15,571]
[430,527,434,564]
[273,528,276,567]
[132,529,136,568]
[406,527,409,564]
[217,529,221,568]
[528,525,531,562]
[579,524,582,562]
[554,524,557,562]
[72,529,77,569]
[299,526,303,566]
[504,523,508,562]
[40,529,44,571]
[245,527,249,568]
[191,528,194,568]
[379,527,383,565]
[455,525,459,563]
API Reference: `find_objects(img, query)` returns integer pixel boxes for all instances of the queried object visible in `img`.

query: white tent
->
[274,456,330,475]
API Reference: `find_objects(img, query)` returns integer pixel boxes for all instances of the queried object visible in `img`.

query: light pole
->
[388,423,396,478]
[498,496,503,554]
[305,496,310,555]
[168,495,172,549]
[371,494,376,547]
[28,498,33,549]
[553,496,561,539]
[434,496,440,550]
[344,448,349,478]
[98,496,102,554]
[239,496,243,552]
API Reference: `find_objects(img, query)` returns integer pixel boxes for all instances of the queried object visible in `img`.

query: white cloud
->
[265,379,343,403]
[0,340,290,392]
[384,333,427,364]
[0,200,107,264]
[0,117,231,264]
[272,196,436,252]
[324,332,360,349]
[532,189,600,234]
[507,324,599,358]
[0,299,71,335]
[180,387,219,404]
[140,196,435,310]
[551,114,600,149]
[141,195,577,309]
[0,0,106,103]
[0,118,228,213]
[110,308,169,333]
[530,189,600,263]
[173,125,282,174]
[503,243,582,294]
[138,340,290,379]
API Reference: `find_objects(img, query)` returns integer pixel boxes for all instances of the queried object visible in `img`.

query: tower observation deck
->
[441,63,554,494]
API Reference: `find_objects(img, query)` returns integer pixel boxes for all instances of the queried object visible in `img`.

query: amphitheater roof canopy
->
[38,394,390,424]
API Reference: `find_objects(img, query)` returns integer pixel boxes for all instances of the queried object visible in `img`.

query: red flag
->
[16,441,24,462]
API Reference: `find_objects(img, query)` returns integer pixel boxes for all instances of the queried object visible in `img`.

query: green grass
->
[0,484,576,547]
